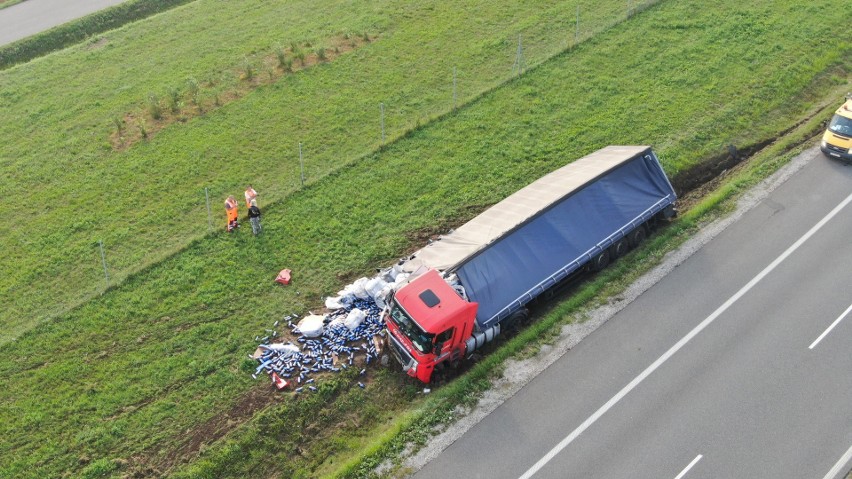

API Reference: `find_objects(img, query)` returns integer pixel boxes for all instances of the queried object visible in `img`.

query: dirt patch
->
[86,37,109,51]
[127,385,280,477]
[110,33,376,151]
[671,104,832,212]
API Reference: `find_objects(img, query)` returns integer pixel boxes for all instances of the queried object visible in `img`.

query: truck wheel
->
[591,250,610,272]
[505,309,530,335]
[630,225,647,247]
[611,237,629,258]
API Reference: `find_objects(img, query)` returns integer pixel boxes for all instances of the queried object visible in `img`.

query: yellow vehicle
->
[821,94,852,162]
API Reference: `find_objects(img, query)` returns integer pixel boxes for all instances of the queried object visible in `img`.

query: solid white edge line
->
[517,190,852,479]
[821,444,852,479]
[809,302,852,350]
[674,455,703,479]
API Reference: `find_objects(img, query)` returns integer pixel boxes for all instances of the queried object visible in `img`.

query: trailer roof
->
[403,145,652,272]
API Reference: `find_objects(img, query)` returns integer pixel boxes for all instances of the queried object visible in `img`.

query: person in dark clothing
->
[247,198,262,235]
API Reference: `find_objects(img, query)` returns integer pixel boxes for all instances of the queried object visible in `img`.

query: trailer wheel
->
[591,250,610,272]
[611,237,630,258]
[505,309,530,335]
[629,225,647,248]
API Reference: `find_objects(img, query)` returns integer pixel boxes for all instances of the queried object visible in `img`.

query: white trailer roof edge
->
[403,145,653,272]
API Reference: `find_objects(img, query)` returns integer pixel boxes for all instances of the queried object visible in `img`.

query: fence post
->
[205,187,213,232]
[299,142,305,186]
[512,34,525,77]
[99,239,110,288]
[453,66,457,109]
[380,102,385,143]
[575,5,580,44]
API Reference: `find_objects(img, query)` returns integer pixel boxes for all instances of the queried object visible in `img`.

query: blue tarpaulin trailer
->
[404,145,676,330]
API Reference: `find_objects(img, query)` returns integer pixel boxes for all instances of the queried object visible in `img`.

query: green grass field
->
[0,0,648,344]
[0,0,849,477]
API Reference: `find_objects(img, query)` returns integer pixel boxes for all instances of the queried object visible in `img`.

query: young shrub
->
[138,118,148,139]
[266,65,275,81]
[316,47,326,61]
[275,45,287,68]
[146,93,162,120]
[294,50,306,66]
[242,58,254,81]
[362,31,370,42]
[112,116,125,136]
[167,87,181,113]
[186,77,200,105]
[283,58,293,72]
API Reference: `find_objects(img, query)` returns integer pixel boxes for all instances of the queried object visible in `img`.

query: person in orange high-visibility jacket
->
[225,195,239,232]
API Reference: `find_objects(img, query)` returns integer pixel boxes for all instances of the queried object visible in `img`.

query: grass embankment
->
[0,0,849,478]
[0,0,642,345]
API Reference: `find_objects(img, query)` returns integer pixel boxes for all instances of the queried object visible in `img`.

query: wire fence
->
[86,0,661,291]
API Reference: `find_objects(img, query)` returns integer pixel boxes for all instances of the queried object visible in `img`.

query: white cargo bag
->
[296,314,325,338]
[344,308,367,330]
[352,277,371,300]
[365,277,388,300]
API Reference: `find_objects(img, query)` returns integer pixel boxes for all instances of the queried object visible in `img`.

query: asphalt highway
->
[0,0,127,46]
[415,148,852,479]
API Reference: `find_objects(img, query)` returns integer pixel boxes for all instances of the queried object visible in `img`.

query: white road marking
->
[821,444,852,479]
[674,455,703,479]
[517,191,852,479]
[809,302,852,350]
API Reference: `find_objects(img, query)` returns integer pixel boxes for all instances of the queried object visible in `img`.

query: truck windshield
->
[828,114,852,137]
[388,301,434,354]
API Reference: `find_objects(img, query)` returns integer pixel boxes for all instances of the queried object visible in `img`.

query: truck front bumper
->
[821,143,852,163]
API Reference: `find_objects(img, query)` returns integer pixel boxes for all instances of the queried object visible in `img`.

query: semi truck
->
[384,145,677,383]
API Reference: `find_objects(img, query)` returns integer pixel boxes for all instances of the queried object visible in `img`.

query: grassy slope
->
[0,0,850,477]
[0,0,626,343]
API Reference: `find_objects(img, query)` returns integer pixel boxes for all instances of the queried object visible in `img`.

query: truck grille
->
[827,143,849,154]
[389,334,415,370]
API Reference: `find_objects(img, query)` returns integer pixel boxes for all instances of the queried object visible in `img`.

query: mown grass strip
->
[0,0,197,70]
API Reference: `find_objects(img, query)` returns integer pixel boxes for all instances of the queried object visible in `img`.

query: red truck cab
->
[384,269,478,383]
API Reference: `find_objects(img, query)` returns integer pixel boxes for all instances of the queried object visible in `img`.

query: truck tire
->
[504,309,530,335]
[611,237,630,258]
[629,225,647,248]
[591,249,610,272]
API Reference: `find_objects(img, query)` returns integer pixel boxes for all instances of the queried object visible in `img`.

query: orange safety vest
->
[225,198,238,222]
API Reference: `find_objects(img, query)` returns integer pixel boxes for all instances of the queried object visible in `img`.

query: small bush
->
[146,93,161,120]
[316,48,326,61]
[362,31,370,42]
[294,50,306,66]
[275,46,287,68]
[242,58,254,80]
[186,77,199,105]
[282,58,293,72]
[112,116,125,136]
[167,87,181,113]
[138,118,147,139]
